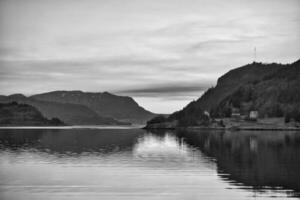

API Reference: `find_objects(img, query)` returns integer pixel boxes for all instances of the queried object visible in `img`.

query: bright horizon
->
[0,0,299,113]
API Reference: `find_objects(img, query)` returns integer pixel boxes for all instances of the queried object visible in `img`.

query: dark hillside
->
[31,91,156,124]
[0,102,64,126]
[150,59,300,127]
[0,95,125,125]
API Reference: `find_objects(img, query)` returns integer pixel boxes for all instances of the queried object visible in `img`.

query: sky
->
[0,0,299,113]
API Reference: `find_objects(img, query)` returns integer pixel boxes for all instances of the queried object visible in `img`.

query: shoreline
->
[0,125,143,130]
[0,125,299,131]
[143,126,300,131]
[144,117,300,131]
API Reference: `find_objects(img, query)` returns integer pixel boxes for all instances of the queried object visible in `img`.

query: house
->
[249,110,258,120]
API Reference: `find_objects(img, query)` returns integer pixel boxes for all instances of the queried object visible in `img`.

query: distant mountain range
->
[32,91,155,124]
[0,102,64,126]
[0,91,156,125]
[147,59,300,127]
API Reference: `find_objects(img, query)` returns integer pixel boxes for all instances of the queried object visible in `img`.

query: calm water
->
[0,128,299,200]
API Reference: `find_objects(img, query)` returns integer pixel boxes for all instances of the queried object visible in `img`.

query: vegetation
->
[285,110,300,123]
[0,93,132,125]
[0,102,65,126]
[31,91,156,124]
[211,60,300,121]
[146,59,300,127]
[168,101,210,127]
[146,115,167,125]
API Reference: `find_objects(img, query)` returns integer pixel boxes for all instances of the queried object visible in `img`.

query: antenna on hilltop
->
[254,47,257,62]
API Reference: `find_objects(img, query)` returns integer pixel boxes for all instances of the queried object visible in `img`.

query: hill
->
[0,95,126,125]
[147,59,300,127]
[186,61,285,113]
[0,102,64,126]
[31,91,156,124]
[213,60,300,119]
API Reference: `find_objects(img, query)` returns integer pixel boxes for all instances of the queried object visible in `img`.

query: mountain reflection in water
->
[0,128,299,200]
[176,130,300,197]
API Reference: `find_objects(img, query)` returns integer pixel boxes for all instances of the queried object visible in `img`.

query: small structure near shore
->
[249,111,258,120]
[204,110,210,118]
[231,108,241,121]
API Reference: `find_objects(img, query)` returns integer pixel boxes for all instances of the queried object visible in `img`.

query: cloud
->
[116,83,210,98]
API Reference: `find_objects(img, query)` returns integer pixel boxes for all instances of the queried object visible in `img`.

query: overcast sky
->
[0,0,299,113]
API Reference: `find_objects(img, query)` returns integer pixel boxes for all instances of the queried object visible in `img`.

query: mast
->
[254,47,256,62]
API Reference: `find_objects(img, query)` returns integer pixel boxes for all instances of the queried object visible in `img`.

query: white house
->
[249,111,258,120]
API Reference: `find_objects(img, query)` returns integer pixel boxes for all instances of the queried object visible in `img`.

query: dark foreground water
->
[0,128,299,200]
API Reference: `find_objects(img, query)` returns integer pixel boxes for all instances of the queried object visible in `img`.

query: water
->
[0,128,299,200]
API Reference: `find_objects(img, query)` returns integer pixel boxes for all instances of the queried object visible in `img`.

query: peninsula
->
[145,59,300,130]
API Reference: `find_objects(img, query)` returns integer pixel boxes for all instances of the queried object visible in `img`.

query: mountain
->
[31,91,156,124]
[147,59,300,127]
[0,95,125,125]
[0,102,64,126]
[187,62,285,113]
[213,60,300,119]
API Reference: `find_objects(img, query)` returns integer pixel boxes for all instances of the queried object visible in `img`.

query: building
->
[204,111,210,117]
[231,107,241,121]
[249,111,258,120]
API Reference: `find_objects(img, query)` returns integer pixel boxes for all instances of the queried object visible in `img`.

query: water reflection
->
[134,132,189,160]
[174,130,300,198]
[0,129,141,154]
[0,128,299,199]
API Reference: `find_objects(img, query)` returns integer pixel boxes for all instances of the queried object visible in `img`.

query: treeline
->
[210,61,300,122]
[147,101,210,127]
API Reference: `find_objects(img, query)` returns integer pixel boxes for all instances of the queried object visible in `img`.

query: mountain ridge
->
[0,94,128,125]
[0,91,156,125]
[31,91,156,124]
[0,102,65,126]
